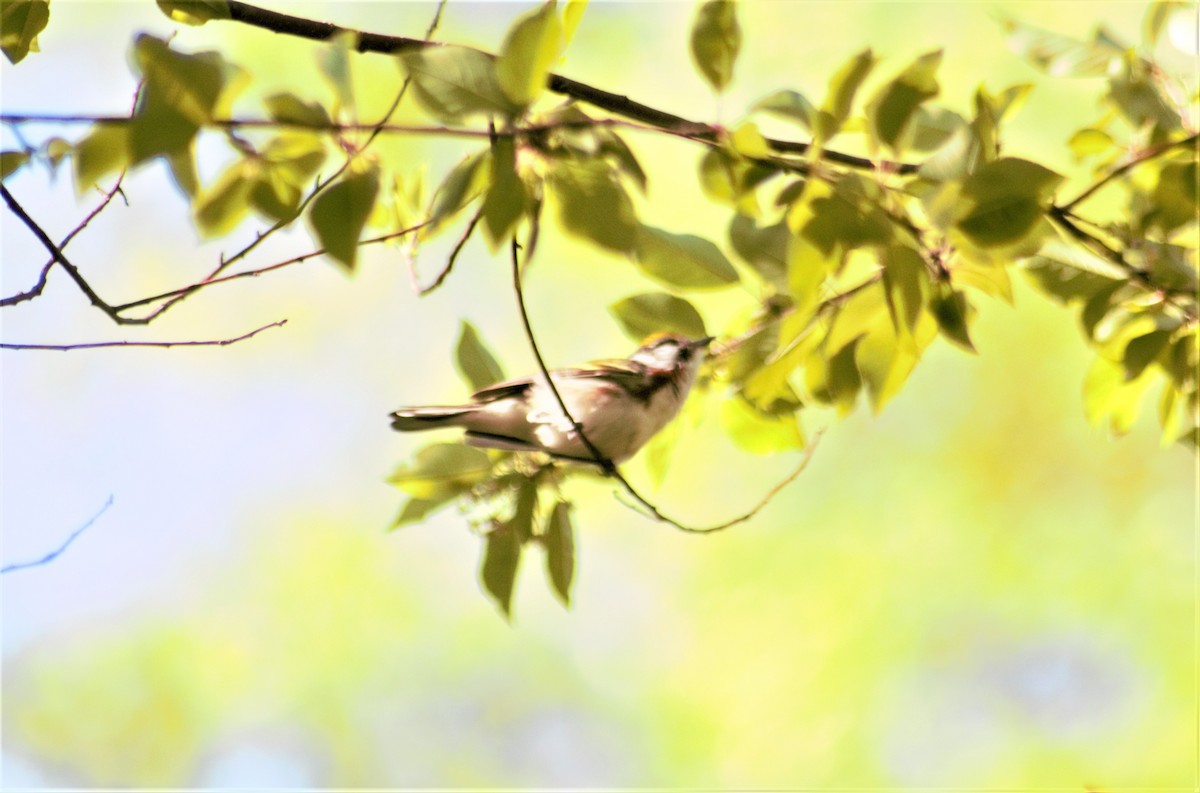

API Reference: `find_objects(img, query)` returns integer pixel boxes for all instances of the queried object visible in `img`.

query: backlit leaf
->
[815,49,876,144]
[73,124,129,192]
[549,159,638,253]
[430,149,491,227]
[401,46,521,123]
[264,92,332,128]
[156,0,230,26]
[610,293,708,341]
[2,150,30,181]
[867,49,942,151]
[1002,17,1122,76]
[930,287,976,352]
[481,522,521,618]
[388,443,493,500]
[729,214,789,288]
[720,395,805,453]
[543,500,574,606]
[129,35,226,164]
[497,0,562,106]
[193,160,254,237]
[318,30,356,117]
[752,89,814,130]
[955,157,1062,248]
[690,0,741,92]
[389,494,457,530]
[308,164,381,270]
[2,0,49,64]
[455,320,506,391]
[634,225,739,289]
[480,135,527,247]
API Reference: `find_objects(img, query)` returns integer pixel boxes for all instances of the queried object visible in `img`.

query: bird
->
[390,334,715,465]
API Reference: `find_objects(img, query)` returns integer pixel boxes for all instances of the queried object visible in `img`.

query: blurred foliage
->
[1,0,1196,612]
[1,0,1195,786]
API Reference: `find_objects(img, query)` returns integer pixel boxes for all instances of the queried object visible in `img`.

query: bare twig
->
[217,0,917,175]
[1,177,127,307]
[1,495,115,574]
[0,184,141,324]
[1,319,287,351]
[1059,132,1199,212]
[112,222,434,312]
[510,230,816,534]
[416,206,483,295]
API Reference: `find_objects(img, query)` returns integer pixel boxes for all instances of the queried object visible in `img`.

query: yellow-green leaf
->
[401,46,521,123]
[548,159,638,253]
[497,1,563,107]
[2,0,49,64]
[388,443,493,500]
[1,150,30,181]
[73,124,129,192]
[308,165,381,271]
[634,225,739,289]
[156,0,230,26]
[455,320,506,391]
[689,0,741,92]
[193,160,255,237]
[867,49,942,152]
[543,500,574,606]
[610,292,708,341]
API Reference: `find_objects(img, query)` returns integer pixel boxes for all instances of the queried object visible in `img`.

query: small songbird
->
[390,334,715,464]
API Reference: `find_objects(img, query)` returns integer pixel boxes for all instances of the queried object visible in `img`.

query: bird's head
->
[630,334,716,376]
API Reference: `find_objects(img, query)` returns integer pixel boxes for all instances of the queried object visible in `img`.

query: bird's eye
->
[678,347,692,362]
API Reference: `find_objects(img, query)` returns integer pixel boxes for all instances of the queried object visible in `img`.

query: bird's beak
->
[694,335,717,349]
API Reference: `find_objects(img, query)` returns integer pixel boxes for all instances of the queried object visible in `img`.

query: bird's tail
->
[390,406,474,432]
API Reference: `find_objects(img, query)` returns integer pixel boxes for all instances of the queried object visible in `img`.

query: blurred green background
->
[1,0,1194,788]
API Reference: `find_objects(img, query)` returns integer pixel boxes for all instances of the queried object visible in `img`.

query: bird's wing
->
[469,377,535,403]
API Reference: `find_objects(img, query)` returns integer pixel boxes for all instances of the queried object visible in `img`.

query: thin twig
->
[217,0,917,175]
[0,319,287,351]
[1,177,127,307]
[510,229,816,534]
[1,495,114,574]
[1059,132,1199,212]
[112,221,434,312]
[0,184,138,324]
[417,206,483,295]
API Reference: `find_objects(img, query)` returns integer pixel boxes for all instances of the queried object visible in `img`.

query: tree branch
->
[218,0,916,175]
[510,228,815,534]
[1,495,114,575]
[0,319,287,351]
[0,177,127,308]
[1059,132,1199,212]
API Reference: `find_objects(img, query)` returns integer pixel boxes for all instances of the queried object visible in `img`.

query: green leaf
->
[497,1,563,106]
[909,106,965,152]
[562,0,588,47]
[264,92,332,128]
[543,500,574,606]
[610,292,707,341]
[808,338,863,415]
[1067,128,1115,161]
[1123,329,1172,380]
[388,443,493,500]
[308,165,381,271]
[800,180,892,256]
[729,214,789,288]
[917,124,979,183]
[697,147,772,215]
[480,136,528,248]
[481,522,522,618]
[1148,161,1198,233]
[2,0,49,64]
[856,314,936,412]
[1,150,30,181]
[815,49,876,144]
[1107,56,1181,131]
[720,395,805,454]
[689,0,741,92]
[548,159,638,253]
[634,225,739,289]
[867,49,942,152]
[389,494,456,529]
[401,46,521,123]
[1022,240,1125,304]
[455,320,506,391]
[881,244,928,333]
[751,89,814,130]
[955,157,1062,248]
[318,30,356,118]
[597,131,647,193]
[930,287,976,352]
[129,35,227,165]
[430,149,491,227]
[156,0,230,26]
[1083,355,1157,434]
[482,477,537,618]
[194,160,255,237]
[729,122,770,158]
[73,124,129,192]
